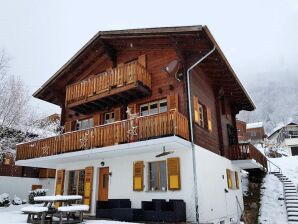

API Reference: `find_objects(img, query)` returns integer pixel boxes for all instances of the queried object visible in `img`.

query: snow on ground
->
[258,156,298,223]
[270,156,298,187]
[0,204,137,224]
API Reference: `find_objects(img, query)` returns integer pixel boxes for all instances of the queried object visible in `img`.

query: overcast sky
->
[0,0,297,115]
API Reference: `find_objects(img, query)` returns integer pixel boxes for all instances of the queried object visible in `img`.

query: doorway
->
[98,167,109,201]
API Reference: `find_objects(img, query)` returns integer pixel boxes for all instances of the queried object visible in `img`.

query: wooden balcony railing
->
[228,143,268,169]
[65,61,151,107]
[16,111,189,161]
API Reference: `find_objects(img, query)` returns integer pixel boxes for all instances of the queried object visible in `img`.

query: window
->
[75,118,94,130]
[104,112,115,124]
[198,103,205,128]
[148,161,167,191]
[226,169,240,190]
[68,170,85,196]
[140,99,167,116]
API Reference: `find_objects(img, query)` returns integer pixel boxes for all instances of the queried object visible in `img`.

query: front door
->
[98,167,109,201]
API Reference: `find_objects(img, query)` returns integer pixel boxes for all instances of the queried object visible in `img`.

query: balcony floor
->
[16,136,191,169]
[232,159,265,170]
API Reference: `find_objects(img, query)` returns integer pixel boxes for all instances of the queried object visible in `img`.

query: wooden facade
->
[16,26,266,167]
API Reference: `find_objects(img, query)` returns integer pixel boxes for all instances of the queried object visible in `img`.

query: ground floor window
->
[148,161,167,191]
[68,170,85,196]
[291,147,298,156]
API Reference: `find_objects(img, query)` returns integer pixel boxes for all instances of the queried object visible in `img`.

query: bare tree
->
[0,50,31,129]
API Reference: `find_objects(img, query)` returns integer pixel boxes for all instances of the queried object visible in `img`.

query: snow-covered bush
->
[12,196,22,205]
[28,189,48,204]
[0,193,10,207]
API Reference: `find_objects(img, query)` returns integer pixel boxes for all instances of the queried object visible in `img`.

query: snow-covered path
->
[0,204,135,224]
[258,174,287,223]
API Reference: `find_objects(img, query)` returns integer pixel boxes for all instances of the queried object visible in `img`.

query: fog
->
[0,0,297,121]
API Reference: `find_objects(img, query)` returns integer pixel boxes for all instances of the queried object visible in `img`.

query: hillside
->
[238,74,298,135]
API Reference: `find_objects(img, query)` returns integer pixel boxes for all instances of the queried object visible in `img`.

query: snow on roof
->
[247,122,263,129]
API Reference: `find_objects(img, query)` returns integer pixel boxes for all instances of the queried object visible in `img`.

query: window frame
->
[75,118,94,131]
[148,160,167,192]
[68,169,85,196]
[104,111,115,124]
[140,99,167,117]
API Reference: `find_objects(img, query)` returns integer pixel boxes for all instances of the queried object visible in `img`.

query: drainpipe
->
[186,46,216,223]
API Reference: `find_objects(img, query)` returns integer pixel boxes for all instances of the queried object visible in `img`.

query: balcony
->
[228,143,268,170]
[65,61,151,114]
[16,111,189,161]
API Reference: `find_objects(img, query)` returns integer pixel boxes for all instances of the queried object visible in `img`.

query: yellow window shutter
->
[167,94,179,112]
[138,54,146,68]
[84,166,94,208]
[133,161,144,191]
[167,157,181,191]
[226,169,232,189]
[193,96,199,124]
[55,169,65,207]
[114,107,121,121]
[235,171,240,189]
[93,114,101,126]
[207,107,212,132]
[64,121,72,133]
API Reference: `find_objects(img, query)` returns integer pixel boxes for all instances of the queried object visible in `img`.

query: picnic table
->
[21,195,88,224]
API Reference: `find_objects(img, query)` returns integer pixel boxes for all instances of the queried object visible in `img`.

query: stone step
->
[287,197,298,200]
[288,212,298,216]
[289,217,298,221]
[287,201,298,205]
[286,194,298,197]
[287,208,298,212]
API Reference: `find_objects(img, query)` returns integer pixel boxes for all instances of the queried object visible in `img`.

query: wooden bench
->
[57,205,89,224]
[21,206,51,224]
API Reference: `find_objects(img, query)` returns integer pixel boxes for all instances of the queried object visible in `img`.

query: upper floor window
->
[75,118,94,131]
[140,99,167,116]
[104,112,115,124]
[198,103,206,128]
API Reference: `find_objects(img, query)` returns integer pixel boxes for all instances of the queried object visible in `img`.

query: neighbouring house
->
[236,120,266,145]
[236,119,249,143]
[267,122,298,156]
[246,122,266,144]
[15,26,267,223]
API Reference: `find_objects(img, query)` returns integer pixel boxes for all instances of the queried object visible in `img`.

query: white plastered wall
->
[195,145,244,224]
[55,144,244,223]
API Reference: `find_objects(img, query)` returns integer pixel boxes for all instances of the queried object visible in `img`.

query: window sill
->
[145,190,167,193]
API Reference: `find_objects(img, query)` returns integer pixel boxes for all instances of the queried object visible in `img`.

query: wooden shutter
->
[235,171,240,189]
[138,54,146,68]
[64,121,72,133]
[55,169,65,207]
[84,166,94,208]
[55,169,65,195]
[226,169,232,189]
[193,96,199,124]
[127,103,137,115]
[93,114,101,126]
[207,107,212,132]
[167,157,181,190]
[114,107,121,121]
[167,94,179,111]
[133,161,144,191]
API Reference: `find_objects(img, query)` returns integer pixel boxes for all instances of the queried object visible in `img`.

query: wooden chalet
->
[15,26,267,223]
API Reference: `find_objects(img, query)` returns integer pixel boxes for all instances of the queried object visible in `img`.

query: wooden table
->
[27,195,83,224]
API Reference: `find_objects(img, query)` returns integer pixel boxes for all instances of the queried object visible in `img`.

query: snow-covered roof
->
[247,122,263,129]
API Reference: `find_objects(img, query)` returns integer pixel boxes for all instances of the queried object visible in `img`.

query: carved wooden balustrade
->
[16,111,189,161]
